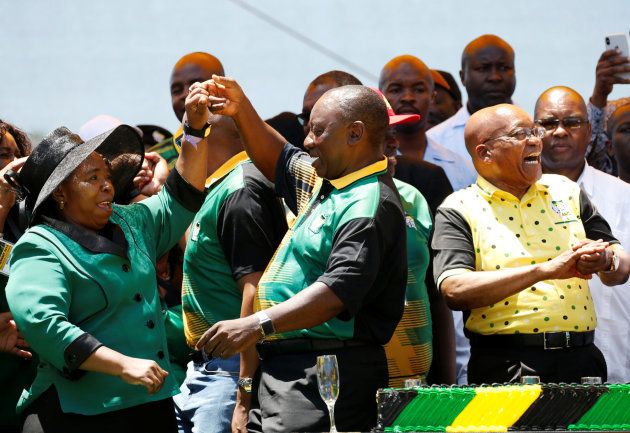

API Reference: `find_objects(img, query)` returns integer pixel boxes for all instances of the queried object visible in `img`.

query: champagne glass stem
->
[327,402,338,433]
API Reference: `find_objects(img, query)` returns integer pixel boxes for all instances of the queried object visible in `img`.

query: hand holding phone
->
[605,33,630,80]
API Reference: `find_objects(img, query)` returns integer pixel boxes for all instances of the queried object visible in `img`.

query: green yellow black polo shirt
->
[254,144,407,345]
[433,174,618,335]
[181,152,287,347]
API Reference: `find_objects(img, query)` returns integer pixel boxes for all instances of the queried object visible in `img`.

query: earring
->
[59,200,65,210]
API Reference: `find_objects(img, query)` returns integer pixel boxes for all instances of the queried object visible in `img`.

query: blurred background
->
[2,0,629,140]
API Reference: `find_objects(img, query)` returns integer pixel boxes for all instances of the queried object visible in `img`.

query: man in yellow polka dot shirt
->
[433,104,630,384]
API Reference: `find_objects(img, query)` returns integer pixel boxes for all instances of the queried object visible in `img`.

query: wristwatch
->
[183,121,210,138]
[255,311,276,339]
[605,249,620,273]
[237,377,253,394]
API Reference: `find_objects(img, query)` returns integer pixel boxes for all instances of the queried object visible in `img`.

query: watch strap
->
[183,121,210,138]
[255,311,275,338]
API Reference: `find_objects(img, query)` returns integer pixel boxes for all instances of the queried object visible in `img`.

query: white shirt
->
[577,163,630,383]
[427,106,471,162]
[424,137,477,192]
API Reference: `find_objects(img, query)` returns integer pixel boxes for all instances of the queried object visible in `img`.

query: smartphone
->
[605,33,630,79]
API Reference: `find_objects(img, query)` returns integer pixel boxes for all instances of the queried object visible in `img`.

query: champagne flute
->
[316,354,340,433]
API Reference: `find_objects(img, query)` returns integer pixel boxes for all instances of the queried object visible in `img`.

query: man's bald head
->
[172,52,225,78]
[461,35,514,69]
[304,85,388,179]
[460,35,516,114]
[535,86,587,116]
[170,52,225,121]
[379,55,434,91]
[321,85,389,149]
[465,104,528,155]
[465,104,542,198]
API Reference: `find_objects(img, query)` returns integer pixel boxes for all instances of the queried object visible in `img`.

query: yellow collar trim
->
[476,175,545,202]
[205,151,248,187]
[329,157,388,190]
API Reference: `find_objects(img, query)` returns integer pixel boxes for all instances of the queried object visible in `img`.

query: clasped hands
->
[545,238,615,280]
[184,75,245,129]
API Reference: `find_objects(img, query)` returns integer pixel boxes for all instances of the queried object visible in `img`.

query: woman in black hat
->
[5,89,212,433]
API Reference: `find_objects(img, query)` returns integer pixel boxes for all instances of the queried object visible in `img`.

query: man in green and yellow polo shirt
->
[433,104,630,384]
[174,115,286,432]
[193,78,407,432]
[148,52,225,169]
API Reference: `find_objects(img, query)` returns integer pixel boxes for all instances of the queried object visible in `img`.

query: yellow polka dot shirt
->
[433,174,619,335]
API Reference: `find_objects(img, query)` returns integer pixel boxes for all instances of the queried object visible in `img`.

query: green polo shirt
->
[182,152,287,347]
[385,179,433,387]
[255,144,407,345]
[6,170,203,415]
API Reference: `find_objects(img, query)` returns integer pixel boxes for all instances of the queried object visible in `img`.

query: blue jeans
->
[173,354,239,433]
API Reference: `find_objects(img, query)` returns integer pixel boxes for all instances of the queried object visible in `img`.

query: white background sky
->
[2,0,630,139]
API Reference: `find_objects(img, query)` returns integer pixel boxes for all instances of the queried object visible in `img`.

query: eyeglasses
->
[297,110,310,126]
[535,117,588,131]
[483,126,546,144]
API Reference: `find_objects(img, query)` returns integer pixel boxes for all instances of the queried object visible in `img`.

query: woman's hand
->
[119,356,169,394]
[0,311,31,359]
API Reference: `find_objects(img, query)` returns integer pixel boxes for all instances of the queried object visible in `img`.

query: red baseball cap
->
[370,87,421,126]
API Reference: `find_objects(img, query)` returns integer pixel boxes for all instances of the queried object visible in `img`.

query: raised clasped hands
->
[185,76,245,128]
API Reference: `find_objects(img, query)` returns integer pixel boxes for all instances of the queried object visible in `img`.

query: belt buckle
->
[543,331,570,350]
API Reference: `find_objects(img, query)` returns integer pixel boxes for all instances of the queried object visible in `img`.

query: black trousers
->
[468,343,607,385]
[21,386,178,433]
[248,343,388,433]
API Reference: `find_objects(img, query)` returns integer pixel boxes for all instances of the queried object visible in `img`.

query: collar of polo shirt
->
[329,157,388,190]
[205,151,248,187]
[476,175,549,202]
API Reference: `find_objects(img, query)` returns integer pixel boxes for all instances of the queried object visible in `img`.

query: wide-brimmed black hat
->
[10,125,143,224]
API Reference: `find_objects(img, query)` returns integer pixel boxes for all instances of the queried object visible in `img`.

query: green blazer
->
[6,179,199,416]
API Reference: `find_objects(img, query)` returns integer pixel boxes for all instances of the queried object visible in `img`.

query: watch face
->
[238,378,253,393]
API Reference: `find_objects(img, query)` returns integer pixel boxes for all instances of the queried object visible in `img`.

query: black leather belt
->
[469,330,595,350]
[256,338,370,359]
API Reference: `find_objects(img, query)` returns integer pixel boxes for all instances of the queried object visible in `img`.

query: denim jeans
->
[173,354,239,433]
